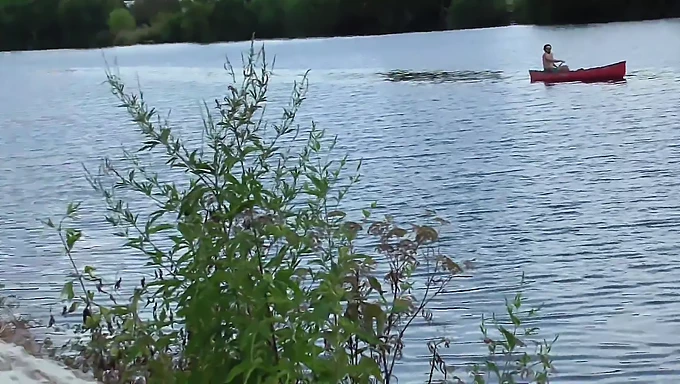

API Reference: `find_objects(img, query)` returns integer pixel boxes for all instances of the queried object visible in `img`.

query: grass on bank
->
[21,41,562,383]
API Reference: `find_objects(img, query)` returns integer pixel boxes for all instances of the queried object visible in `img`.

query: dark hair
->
[543,44,551,51]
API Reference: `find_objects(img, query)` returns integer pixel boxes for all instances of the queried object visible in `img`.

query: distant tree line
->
[514,0,680,25]
[0,0,679,52]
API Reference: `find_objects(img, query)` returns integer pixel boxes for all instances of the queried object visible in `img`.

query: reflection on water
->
[380,69,504,83]
[541,79,628,86]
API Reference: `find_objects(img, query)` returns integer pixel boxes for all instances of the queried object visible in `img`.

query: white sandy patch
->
[0,341,99,384]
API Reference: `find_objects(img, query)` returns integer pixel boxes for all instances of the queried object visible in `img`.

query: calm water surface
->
[2,20,680,383]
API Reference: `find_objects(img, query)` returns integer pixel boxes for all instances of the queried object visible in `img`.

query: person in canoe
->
[542,44,570,72]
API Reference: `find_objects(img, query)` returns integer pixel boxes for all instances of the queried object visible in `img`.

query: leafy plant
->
[472,278,557,384]
[42,40,557,384]
[426,274,558,384]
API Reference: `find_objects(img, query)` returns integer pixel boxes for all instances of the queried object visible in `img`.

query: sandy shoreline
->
[0,340,99,383]
[0,318,99,384]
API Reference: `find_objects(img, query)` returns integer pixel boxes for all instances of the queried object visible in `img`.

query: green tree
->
[283,0,341,37]
[179,0,214,43]
[208,0,257,42]
[130,0,180,26]
[0,0,63,51]
[513,0,680,25]
[108,7,135,35]
[22,0,62,49]
[447,0,510,29]
[150,11,183,43]
[57,0,113,48]
[248,0,286,39]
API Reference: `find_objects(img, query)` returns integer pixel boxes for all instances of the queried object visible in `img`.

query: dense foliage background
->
[1,0,679,51]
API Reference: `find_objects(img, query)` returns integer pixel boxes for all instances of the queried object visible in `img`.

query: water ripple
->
[380,69,505,83]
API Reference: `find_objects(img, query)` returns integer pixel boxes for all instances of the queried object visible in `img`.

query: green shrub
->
[112,25,160,46]
[44,41,557,384]
[150,11,183,43]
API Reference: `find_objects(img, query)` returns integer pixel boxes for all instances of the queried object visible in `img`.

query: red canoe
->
[529,61,626,83]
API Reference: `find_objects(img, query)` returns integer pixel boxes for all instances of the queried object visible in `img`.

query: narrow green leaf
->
[68,301,80,313]
[65,228,82,251]
[66,201,81,216]
[392,297,411,314]
[367,276,384,295]
[149,223,174,235]
[61,281,75,301]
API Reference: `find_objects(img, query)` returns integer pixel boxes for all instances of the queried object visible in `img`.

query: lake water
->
[2,19,680,383]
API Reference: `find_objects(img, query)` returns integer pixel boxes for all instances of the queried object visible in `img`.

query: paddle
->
[559,61,581,71]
